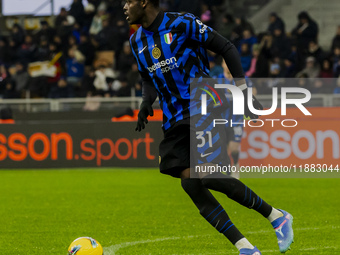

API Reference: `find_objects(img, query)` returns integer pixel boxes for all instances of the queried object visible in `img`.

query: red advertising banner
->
[240,107,340,166]
[0,122,163,168]
[0,107,339,169]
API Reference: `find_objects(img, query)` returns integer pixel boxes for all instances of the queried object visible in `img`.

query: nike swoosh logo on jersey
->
[139,46,147,54]
[201,152,213,158]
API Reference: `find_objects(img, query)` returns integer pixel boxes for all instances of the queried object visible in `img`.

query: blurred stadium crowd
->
[0,0,340,100]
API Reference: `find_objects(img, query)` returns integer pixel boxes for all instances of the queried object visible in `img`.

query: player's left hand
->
[135,101,154,132]
[243,90,263,120]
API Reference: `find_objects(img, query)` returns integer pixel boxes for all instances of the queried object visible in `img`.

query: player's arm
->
[135,72,157,132]
[205,32,263,119]
[182,14,263,119]
[129,37,158,131]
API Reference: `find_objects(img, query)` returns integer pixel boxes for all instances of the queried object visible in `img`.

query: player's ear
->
[141,0,147,8]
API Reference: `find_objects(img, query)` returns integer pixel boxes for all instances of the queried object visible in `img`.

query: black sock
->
[181,178,244,244]
[231,151,239,165]
[201,173,272,218]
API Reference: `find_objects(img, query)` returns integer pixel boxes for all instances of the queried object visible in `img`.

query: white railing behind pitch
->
[0,94,339,113]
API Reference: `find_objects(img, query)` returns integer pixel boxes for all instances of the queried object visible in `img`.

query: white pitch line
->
[104,226,340,255]
[103,235,202,255]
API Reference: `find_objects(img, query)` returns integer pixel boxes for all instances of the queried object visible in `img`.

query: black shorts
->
[159,119,191,178]
[159,118,231,178]
[225,127,234,144]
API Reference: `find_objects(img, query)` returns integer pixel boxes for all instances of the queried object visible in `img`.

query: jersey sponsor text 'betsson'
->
[147,57,179,73]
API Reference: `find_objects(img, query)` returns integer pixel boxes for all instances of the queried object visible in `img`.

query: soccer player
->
[124,1,294,254]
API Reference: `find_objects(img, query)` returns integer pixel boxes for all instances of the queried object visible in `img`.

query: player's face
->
[123,0,145,24]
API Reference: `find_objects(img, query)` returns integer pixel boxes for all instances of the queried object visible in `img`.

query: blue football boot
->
[239,246,261,255]
[271,209,294,253]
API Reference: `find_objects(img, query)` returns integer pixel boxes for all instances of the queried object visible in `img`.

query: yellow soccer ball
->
[68,237,103,255]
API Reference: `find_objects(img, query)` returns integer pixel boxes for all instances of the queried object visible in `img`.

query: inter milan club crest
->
[152,46,161,59]
[164,32,173,44]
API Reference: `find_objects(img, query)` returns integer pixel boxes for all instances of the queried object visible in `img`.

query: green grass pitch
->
[0,168,339,254]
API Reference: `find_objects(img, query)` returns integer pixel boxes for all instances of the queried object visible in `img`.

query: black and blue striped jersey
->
[130,11,243,130]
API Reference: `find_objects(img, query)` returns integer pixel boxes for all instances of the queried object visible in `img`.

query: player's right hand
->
[243,91,263,120]
[135,101,154,132]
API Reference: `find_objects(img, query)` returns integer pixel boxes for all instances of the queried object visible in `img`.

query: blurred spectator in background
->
[127,63,142,97]
[334,78,340,94]
[296,73,311,90]
[65,47,85,95]
[69,0,85,26]
[319,59,333,78]
[239,29,257,52]
[78,33,95,67]
[80,68,96,97]
[333,46,340,77]
[234,16,255,37]
[8,38,19,65]
[113,19,130,54]
[116,41,135,74]
[0,106,14,122]
[17,35,37,64]
[250,33,273,78]
[200,4,213,27]
[307,40,325,65]
[289,43,304,73]
[35,21,56,43]
[56,13,75,45]
[2,79,17,99]
[218,14,235,40]
[267,12,285,35]
[115,75,131,97]
[93,65,114,97]
[269,56,282,78]
[271,27,291,59]
[96,17,116,51]
[49,78,74,98]
[263,56,283,93]
[0,38,11,66]
[55,8,68,28]
[53,35,63,52]
[47,43,66,98]
[296,56,320,78]
[67,35,78,53]
[10,24,25,49]
[240,43,252,73]
[72,23,82,43]
[245,44,261,77]
[292,11,319,54]
[0,65,10,98]
[318,58,334,93]
[231,16,254,50]
[89,4,107,35]
[250,41,269,78]
[209,54,223,78]
[331,25,340,52]
[310,78,326,93]
[11,62,30,98]
[282,57,297,78]
[83,3,96,32]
